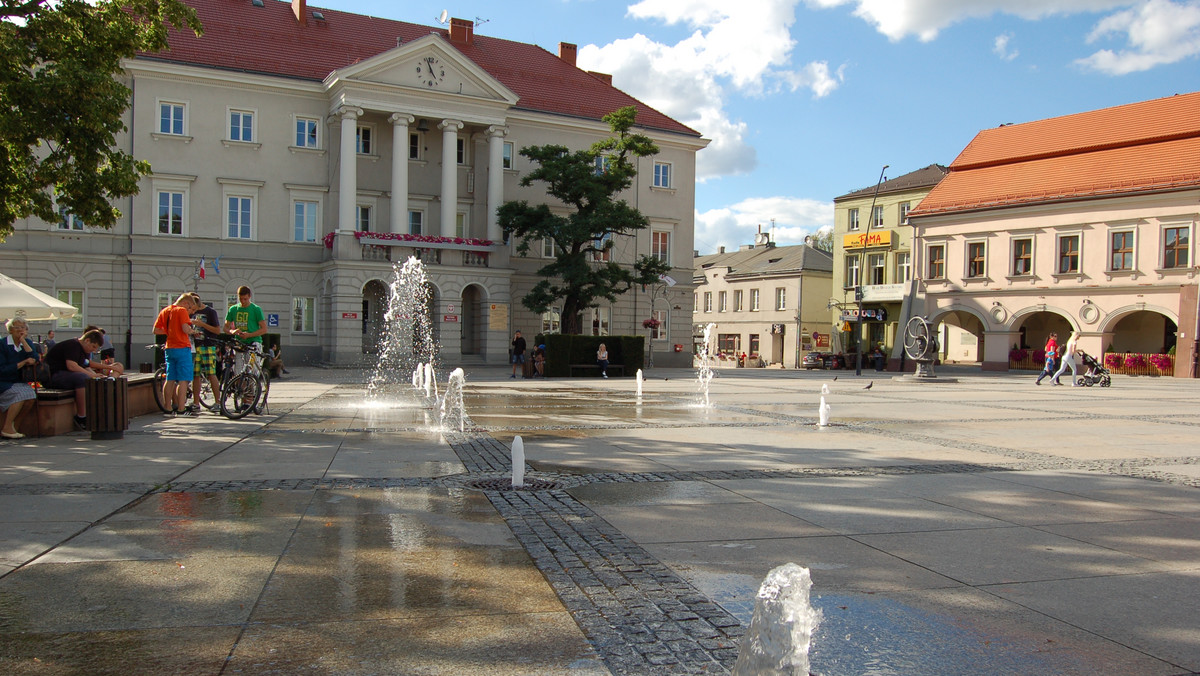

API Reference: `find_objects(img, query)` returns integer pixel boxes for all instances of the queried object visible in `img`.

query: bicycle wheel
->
[195,378,216,411]
[219,373,261,420]
[253,371,270,415]
[152,367,170,413]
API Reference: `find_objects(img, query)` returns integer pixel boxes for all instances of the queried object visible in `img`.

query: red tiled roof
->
[912,91,1200,216]
[143,0,699,137]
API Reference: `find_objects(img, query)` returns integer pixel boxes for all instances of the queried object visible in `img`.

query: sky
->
[316,0,1200,254]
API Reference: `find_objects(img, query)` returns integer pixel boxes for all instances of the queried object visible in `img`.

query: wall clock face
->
[416,56,445,87]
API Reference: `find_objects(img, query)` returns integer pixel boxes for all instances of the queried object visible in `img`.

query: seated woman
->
[533,344,546,378]
[0,318,40,439]
[266,344,287,378]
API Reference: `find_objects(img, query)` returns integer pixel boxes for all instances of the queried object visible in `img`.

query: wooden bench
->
[568,363,625,377]
[16,373,159,438]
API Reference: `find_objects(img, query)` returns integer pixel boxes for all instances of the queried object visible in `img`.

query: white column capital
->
[338,106,364,121]
[388,113,415,126]
[438,119,464,132]
[486,125,508,138]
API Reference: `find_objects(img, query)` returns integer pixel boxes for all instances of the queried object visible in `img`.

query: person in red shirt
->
[153,293,199,415]
[1035,332,1058,385]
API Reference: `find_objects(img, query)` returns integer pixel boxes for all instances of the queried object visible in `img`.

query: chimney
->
[449,18,474,45]
[558,42,577,67]
[718,246,725,254]
[588,71,612,85]
[291,0,306,25]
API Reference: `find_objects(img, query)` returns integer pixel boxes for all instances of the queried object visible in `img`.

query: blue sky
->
[315,0,1200,254]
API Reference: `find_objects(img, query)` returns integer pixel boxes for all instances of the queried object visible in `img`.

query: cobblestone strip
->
[485,486,743,675]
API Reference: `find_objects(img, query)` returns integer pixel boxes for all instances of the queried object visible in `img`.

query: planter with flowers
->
[324,230,496,252]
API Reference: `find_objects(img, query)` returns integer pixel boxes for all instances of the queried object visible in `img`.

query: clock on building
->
[416,56,445,87]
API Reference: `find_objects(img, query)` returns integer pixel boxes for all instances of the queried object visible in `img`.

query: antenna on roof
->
[474,16,491,26]
[436,9,448,24]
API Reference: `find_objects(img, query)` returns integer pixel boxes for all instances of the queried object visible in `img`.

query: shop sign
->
[770,323,786,334]
[839,308,888,322]
[842,231,893,249]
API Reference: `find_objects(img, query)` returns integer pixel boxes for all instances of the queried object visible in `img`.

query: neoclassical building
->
[1,0,707,367]
[909,91,1199,376]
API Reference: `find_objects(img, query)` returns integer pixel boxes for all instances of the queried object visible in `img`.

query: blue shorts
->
[511,353,526,364]
[165,347,195,382]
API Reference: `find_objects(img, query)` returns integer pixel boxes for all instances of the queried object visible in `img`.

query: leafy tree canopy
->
[811,227,834,252]
[498,106,672,335]
[0,0,201,239]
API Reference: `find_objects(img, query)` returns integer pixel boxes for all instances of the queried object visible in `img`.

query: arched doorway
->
[1014,311,1074,352]
[362,280,388,354]
[932,309,987,364]
[460,284,485,356]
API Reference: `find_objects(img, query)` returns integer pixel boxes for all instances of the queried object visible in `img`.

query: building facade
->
[2,0,707,368]
[908,92,1200,377]
[693,231,833,369]
[830,165,947,366]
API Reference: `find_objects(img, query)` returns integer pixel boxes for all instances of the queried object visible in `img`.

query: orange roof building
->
[2,0,709,368]
[907,92,1200,377]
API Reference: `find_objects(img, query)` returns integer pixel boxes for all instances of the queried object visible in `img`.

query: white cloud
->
[694,196,833,254]
[1076,0,1200,74]
[578,1,844,181]
[805,0,1128,42]
[993,32,1019,60]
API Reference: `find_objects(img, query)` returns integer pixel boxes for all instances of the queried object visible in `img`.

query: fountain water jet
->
[696,323,716,407]
[511,435,525,488]
[439,368,466,432]
[367,256,437,400]
[818,396,830,427]
[733,563,822,675]
[636,369,644,398]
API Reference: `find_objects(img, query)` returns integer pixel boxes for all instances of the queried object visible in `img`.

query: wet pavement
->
[0,365,1198,674]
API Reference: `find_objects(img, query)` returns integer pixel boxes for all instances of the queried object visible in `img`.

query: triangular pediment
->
[328,34,517,104]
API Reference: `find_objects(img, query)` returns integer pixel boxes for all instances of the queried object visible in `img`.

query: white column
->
[389,113,414,234]
[338,106,363,231]
[486,125,507,243]
[439,119,463,238]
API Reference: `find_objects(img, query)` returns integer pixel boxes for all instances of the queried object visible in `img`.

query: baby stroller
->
[1076,350,1111,387]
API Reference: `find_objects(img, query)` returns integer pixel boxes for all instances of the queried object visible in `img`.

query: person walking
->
[510,330,526,379]
[1052,331,1081,386]
[1035,332,1058,386]
[153,293,199,416]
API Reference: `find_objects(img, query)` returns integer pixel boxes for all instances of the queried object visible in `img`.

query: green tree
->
[0,0,201,239]
[498,106,672,335]
[811,227,834,252]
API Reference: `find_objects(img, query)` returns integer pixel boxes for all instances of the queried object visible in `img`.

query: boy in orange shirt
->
[153,293,199,415]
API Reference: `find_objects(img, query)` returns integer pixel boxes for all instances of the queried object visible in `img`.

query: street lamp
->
[854,164,889,377]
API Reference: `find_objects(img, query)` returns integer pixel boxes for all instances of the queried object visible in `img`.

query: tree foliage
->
[811,227,834,252]
[498,106,672,335]
[0,0,201,239]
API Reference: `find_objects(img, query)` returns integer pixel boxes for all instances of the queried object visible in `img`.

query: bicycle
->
[218,340,270,419]
[146,343,215,413]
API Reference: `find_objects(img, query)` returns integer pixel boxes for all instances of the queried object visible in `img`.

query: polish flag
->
[198,257,206,280]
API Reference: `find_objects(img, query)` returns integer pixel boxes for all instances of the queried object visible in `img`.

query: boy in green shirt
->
[225,285,266,345]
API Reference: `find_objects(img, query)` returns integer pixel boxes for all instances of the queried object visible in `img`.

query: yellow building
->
[830,165,947,367]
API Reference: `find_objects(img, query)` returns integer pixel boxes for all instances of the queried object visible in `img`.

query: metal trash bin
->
[85,377,129,440]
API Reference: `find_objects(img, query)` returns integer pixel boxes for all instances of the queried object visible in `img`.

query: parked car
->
[802,352,834,369]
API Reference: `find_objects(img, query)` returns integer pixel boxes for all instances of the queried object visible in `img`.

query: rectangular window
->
[868,253,885,285]
[356,125,372,154]
[848,208,859,231]
[292,297,315,333]
[409,132,420,160]
[157,191,183,235]
[649,309,667,340]
[588,307,610,336]
[58,289,84,329]
[159,102,184,135]
[651,230,670,264]
[895,252,911,282]
[928,245,945,279]
[542,237,556,258]
[749,334,760,357]
[296,117,319,148]
[408,210,423,235]
[1011,238,1032,275]
[967,242,986,278]
[775,287,786,311]
[157,292,173,312]
[502,142,514,169]
[294,200,318,242]
[541,308,561,334]
[455,212,466,238]
[456,138,466,165]
[593,156,612,175]
[1058,235,1080,274]
[1110,231,1133,271]
[653,162,671,188]
[733,290,743,312]
[57,206,85,231]
[717,333,740,356]
[227,196,252,239]
[703,292,713,313]
[357,205,371,232]
[1164,226,1189,269]
[899,202,911,225]
[718,291,727,312]
[872,205,884,228]
[229,109,253,142]
[845,256,860,288]
[750,288,760,311]
[592,232,612,262]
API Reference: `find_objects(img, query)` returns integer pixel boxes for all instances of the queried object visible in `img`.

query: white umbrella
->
[0,273,78,322]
